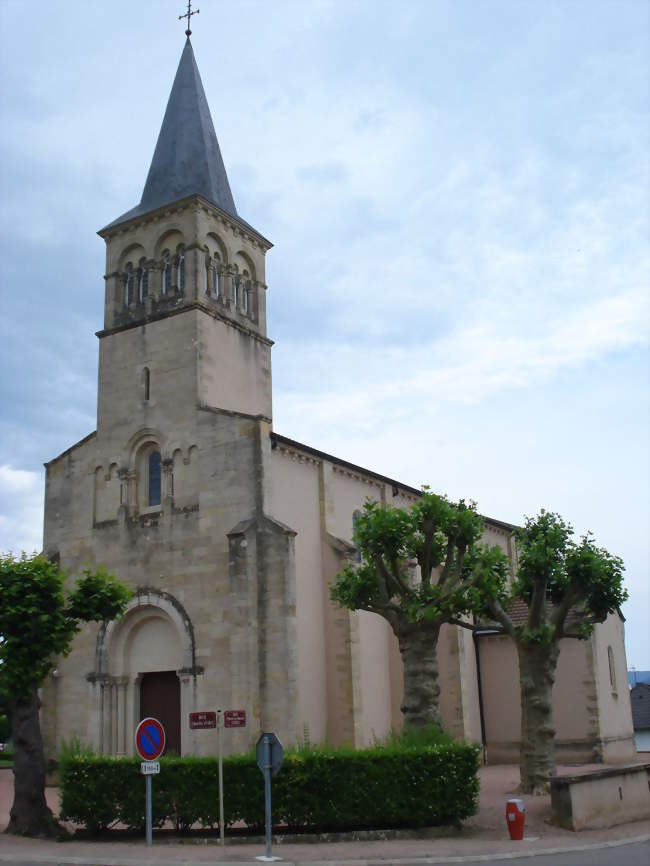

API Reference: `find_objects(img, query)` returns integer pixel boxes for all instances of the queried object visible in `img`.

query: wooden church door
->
[139,671,181,755]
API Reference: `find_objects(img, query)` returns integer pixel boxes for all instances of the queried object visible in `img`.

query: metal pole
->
[145,773,152,847]
[218,710,225,847]
[264,734,272,859]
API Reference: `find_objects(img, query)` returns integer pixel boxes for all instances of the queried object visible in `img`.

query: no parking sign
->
[135,717,165,848]
[135,717,165,761]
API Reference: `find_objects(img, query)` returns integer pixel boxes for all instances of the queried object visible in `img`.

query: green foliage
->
[0,713,11,742]
[66,567,133,623]
[0,554,76,701]
[59,741,479,834]
[330,489,509,629]
[0,553,133,701]
[59,736,96,762]
[509,511,627,642]
[461,544,511,617]
[382,722,453,750]
[514,511,573,607]
[565,533,626,626]
[0,749,14,767]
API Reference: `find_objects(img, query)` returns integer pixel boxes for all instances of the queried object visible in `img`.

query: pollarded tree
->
[474,510,627,794]
[0,553,132,837]
[330,490,509,729]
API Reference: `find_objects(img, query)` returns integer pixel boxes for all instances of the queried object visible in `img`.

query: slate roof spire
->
[104,38,239,229]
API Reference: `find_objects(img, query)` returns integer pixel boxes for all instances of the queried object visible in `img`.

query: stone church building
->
[41,37,635,764]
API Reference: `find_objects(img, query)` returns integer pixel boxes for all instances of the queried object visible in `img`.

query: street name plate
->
[189,711,217,729]
[141,761,160,775]
[224,709,247,728]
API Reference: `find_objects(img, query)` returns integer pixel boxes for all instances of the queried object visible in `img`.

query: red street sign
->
[135,717,166,761]
[189,711,217,730]
[224,709,246,728]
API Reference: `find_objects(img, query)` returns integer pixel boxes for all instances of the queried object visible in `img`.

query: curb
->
[304,833,650,864]
[0,833,648,866]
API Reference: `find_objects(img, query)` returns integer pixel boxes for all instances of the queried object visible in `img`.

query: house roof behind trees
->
[630,683,650,731]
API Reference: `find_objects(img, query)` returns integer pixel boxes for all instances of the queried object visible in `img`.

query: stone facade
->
[40,37,636,764]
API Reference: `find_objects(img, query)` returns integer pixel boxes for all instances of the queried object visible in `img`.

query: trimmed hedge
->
[60,742,479,834]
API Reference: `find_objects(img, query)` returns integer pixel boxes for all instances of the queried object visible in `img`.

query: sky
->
[0,0,648,668]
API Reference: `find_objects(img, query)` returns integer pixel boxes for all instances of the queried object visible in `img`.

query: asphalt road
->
[2,842,649,866]
[406,840,650,866]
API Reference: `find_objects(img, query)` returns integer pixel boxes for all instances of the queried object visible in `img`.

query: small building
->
[630,683,650,752]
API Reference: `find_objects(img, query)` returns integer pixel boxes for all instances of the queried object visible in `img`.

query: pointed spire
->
[141,38,237,217]
[104,40,238,229]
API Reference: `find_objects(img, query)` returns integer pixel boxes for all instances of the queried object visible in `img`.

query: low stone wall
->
[551,763,650,830]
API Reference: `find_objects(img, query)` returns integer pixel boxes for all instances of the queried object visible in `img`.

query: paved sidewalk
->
[1,765,649,865]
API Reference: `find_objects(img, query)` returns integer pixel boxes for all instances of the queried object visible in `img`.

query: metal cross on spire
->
[179,0,199,37]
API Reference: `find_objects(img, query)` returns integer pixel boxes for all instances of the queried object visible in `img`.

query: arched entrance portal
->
[92,588,199,756]
[121,608,182,755]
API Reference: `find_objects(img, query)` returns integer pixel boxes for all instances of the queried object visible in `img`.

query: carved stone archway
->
[88,587,203,755]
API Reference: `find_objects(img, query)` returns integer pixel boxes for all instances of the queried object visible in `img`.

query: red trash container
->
[506,798,525,840]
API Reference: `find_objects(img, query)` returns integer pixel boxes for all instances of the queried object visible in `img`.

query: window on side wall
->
[607,645,617,693]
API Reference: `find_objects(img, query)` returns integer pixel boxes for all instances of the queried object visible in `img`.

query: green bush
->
[60,740,479,834]
[0,713,11,743]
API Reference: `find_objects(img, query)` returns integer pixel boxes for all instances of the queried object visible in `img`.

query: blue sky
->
[0,0,648,667]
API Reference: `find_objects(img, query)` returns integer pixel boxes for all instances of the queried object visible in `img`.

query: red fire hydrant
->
[506,798,525,840]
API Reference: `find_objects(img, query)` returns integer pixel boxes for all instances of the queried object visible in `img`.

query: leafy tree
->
[0,553,132,837]
[474,510,627,794]
[330,490,507,729]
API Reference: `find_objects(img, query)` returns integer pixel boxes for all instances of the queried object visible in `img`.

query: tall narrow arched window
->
[143,367,150,401]
[212,262,219,299]
[148,450,161,507]
[124,264,134,305]
[177,246,185,292]
[162,251,170,295]
[353,510,362,563]
[232,275,238,309]
[242,272,250,314]
[138,261,148,303]
[204,255,210,294]
[608,646,617,692]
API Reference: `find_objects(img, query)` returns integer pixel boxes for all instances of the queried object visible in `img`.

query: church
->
[41,32,635,765]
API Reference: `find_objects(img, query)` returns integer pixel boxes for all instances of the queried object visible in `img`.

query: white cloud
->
[0,465,44,555]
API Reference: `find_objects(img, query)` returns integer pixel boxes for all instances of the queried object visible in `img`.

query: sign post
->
[217,710,246,845]
[217,710,225,848]
[134,717,166,848]
[255,732,283,862]
[190,709,247,848]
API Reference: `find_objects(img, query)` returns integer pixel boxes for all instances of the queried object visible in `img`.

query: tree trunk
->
[6,689,59,837]
[517,641,560,795]
[395,623,442,728]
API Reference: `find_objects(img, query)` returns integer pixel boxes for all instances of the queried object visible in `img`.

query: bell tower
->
[96,36,274,438]
[42,22,298,761]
